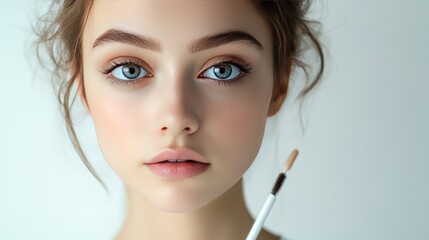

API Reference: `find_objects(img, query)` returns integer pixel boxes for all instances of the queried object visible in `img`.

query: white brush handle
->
[246,194,276,240]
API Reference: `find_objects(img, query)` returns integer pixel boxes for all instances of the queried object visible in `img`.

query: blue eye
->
[104,58,251,87]
[201,63,242,81]
[111,63,149,80]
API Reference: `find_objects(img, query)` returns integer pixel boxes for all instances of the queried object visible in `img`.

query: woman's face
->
[81,0,277,212]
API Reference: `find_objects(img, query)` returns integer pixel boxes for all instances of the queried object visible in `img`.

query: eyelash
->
[102,58,148,87]
[102,58,252,87]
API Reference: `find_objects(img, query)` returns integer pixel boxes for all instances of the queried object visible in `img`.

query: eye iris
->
[213,64,232,79]
[122,64,140,79]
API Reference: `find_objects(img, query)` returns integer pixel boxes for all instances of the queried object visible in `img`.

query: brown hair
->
[35,0,325,191]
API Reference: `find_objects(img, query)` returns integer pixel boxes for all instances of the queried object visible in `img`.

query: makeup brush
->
[245,149,299,240]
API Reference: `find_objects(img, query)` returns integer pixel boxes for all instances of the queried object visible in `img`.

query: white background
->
[1,1,428,239]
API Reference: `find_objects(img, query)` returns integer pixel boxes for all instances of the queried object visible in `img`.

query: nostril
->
[161,127,191,132]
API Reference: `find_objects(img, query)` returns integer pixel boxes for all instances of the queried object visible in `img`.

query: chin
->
[145,175,244,213]
[150,185,216,213]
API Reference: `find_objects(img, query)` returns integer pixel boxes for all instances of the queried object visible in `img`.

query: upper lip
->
[145,148,210,164]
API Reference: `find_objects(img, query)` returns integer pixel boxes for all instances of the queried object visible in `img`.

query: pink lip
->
[146,148,210,164]
[145,162,209,179]
[144,148,210,179]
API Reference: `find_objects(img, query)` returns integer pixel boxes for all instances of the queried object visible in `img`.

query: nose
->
[155,76,200,138]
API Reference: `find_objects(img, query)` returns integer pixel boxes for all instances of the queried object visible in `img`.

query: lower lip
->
[145,161,210,179]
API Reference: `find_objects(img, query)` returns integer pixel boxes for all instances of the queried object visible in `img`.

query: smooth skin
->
[77,0,287,239]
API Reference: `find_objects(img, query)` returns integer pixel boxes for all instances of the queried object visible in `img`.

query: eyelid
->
[197,56,252,84]
[198,56,251,75]
[102,56,153,75]
[101,57,153,87]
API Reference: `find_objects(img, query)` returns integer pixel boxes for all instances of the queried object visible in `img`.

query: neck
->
[115,179,256,240]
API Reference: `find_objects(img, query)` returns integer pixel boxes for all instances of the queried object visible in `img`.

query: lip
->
[144,148,210,179]
[145,148,210,164]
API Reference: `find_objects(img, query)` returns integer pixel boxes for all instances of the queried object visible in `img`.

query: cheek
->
[207,91,271,174]
[93,103,132,163]
[85,85,146,172]
[216,104,266,144]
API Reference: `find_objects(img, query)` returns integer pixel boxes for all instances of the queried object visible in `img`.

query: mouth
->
[160,159,199,163]
[146,148,210,164]
[144,148,210,179]
[145,159,206,165]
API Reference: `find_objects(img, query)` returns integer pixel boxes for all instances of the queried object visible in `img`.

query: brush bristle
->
[271,172,286,195]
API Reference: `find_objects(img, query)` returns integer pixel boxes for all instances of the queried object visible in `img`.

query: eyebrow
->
[92,29,263,52]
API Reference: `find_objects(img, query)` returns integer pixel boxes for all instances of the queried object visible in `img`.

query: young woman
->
[36,0,324,239]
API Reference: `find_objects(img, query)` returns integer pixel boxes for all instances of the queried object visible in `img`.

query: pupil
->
[123,64,140,79]
[214,64,231,79]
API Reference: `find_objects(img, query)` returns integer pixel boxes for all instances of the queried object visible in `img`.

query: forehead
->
[84,0,271,52]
